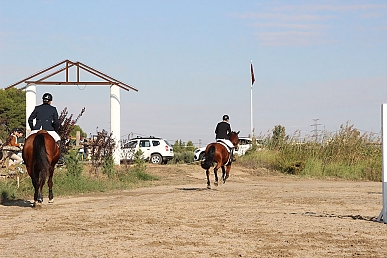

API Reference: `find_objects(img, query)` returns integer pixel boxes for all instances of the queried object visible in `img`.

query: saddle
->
[216,140,233,153]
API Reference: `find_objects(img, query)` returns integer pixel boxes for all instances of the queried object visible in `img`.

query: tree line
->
[0,88,25,141]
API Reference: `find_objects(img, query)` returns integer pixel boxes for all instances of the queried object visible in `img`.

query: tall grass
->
[0,163,158,202]
[239,123,382,181]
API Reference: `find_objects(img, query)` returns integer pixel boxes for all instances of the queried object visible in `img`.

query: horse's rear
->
[22,130,60,206]
[201,131,239,189]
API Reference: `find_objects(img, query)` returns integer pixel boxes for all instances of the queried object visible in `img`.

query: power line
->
[311,118,322,142]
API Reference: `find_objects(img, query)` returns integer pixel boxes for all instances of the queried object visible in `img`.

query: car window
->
[239,139,252,145]
[124,141,137,148]
[140,140,151,148]
[152,140,160,146]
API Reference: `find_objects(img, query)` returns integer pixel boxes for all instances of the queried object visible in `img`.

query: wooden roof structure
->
[5,59,138,92]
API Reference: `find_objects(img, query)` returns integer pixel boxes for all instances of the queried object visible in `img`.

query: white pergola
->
[5,60,138,165]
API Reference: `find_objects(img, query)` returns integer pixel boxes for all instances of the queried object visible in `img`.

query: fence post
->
[377,103,387,223]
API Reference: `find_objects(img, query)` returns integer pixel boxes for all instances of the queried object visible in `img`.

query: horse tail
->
[201,145,215,170]
[33,134,49,185]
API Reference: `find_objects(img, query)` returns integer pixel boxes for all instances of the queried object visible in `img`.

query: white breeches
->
[7,151,23,166]
[29,130,61,142]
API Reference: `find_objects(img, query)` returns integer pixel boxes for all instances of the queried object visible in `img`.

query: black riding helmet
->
[223,114,229,121]
[12,128,24,134]
[42,92,53,103]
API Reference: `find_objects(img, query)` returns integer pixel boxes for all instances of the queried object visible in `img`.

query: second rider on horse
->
[215,114,235,162]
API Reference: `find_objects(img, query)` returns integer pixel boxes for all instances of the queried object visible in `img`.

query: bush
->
[102,156,116,178]
[64,151,83,178]
[171,151,194,164]
[242,122,382,181]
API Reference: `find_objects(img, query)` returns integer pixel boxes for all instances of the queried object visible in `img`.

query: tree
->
[269,125,286,149]
[70,124,87,138]
[0,88,26,140]
[186,140,195,152]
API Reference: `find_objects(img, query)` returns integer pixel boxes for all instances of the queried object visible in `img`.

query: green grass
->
[0,164,158,202]
[240,123,382,181]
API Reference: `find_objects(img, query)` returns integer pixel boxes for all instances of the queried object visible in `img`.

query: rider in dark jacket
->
[215,114,235,161]
[215,115,232,140]
[28,93,60,142]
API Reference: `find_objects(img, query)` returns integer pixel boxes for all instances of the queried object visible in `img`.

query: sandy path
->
[1,164,387,257]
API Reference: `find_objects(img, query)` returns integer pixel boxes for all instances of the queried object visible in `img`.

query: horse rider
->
[28,92,61,144]
[5,128,24,170]
[215,114,235,161]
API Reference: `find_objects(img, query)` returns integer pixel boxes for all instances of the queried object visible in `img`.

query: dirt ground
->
[1,163,387,258]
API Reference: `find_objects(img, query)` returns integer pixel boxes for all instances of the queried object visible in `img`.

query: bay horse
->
[22,130,60,206]
[201,131,239,189]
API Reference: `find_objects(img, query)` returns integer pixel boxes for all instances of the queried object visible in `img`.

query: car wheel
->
[150,154,163,164]
[199,152,205,161]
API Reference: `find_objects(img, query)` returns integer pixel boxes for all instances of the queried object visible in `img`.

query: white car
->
[121,136,174,164]
[193,137,258,161]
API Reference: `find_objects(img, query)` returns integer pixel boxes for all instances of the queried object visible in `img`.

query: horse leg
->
[221,166,226,183]
[37,170,45,204]
[223,165,231,184]
[48,166,54,203]
[31,176,39,204]
[37,183,44,203]
[213,165,220,187]
[206,169,211,189]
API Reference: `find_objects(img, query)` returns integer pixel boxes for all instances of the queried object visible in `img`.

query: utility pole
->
[311,119,321,142]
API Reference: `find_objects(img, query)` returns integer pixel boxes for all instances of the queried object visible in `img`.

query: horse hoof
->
[207,185,211,189]
[33,201,42,208]
[48,199,54,203]
[214,182,218,187]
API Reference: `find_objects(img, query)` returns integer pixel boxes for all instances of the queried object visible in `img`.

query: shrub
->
[171,151,194,164]
[65,150,83,178]
[243,122,382,181]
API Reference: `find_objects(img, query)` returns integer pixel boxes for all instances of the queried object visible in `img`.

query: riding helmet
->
[13,128,23,134]
[223,114,229,121]
[42,92,53,102]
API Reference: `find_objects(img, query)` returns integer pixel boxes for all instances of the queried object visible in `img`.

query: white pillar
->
[110,85,121,165]
[25,84,36,135]
[377,103,387,223]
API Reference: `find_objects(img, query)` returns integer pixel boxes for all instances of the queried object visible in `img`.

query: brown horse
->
[22,130,60,206]
[201,131,239,189]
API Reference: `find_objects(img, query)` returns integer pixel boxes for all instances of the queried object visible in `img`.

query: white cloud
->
[256,31,334,47]
[253,22,328,30]
[236,3,387,47]
[274,4,387,12]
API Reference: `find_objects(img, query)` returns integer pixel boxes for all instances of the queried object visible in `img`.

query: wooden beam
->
[5,60,68,89]
[25,81,117,85]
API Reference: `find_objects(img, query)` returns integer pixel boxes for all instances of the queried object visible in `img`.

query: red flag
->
[251,62,255,85]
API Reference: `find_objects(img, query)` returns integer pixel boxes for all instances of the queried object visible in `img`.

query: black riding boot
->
[56,141,64,165]
[231,149,236,162]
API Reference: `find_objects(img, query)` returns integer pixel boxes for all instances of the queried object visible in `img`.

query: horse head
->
[229,131,240,150]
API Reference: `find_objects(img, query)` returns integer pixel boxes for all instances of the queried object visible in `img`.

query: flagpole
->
[250,60,254,138]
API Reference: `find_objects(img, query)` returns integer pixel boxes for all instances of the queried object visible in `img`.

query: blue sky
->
[1,0,387,146]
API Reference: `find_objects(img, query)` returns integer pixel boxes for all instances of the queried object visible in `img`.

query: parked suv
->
[121,136,174,164]
[193,137,260,161]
